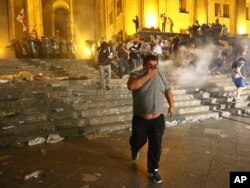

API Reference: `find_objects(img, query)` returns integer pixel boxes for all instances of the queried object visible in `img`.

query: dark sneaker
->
[131,151,139,160]
[149,170,162,184]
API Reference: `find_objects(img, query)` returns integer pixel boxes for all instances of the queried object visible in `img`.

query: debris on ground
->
[46,134,64,144]
[28,137,46,146]
[54,108,64,112]
[85,133,109,140]
[82,173,101,182]
[0,112,17,118]
[245,126,250,130]
[40,149,47,156]
[0,71,70,83]
[24,170,44,181]
[0,79,11,83]
[165,120,178,127]
[2,125,15,129]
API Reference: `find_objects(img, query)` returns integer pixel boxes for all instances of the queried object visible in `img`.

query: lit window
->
[247,7,250,20]
[117,0,122,16]
[179,0,188,13]
[223,4,229,18]
[215,3,221,17]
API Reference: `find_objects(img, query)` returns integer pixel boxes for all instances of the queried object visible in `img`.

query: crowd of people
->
[187,18,228,41]
[12,35,77,59]
[96,32,248,77]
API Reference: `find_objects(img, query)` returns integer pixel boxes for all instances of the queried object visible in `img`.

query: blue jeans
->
[130,58,139,70]
[233,77,246,88]
[118,58,129,78]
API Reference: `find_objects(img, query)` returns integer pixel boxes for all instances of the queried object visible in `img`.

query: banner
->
[16,8,27,32]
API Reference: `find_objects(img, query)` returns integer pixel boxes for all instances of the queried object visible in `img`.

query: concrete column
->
[7,0,15,40]
[0,0,8,42]
[69,0,74,39]
[25,0,43,36]
[236,0,246,34]
[195,0,207,24]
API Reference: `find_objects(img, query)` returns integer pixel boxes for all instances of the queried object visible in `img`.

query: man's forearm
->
[165,89,174,108]
[127,74,150,91]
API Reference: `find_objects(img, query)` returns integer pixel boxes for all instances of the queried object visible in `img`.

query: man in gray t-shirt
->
[127,54,174,184]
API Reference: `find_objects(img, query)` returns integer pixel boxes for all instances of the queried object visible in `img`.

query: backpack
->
[98,47,111,65]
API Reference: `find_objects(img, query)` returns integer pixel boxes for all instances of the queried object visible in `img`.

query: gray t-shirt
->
[130,69,170,115]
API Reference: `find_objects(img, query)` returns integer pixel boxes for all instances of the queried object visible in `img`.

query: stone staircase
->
[6,59,250,147]
[201,74,250,116]
[0,74,219,147]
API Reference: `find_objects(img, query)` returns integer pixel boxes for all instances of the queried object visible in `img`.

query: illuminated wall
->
[73,0,98,58]
[26,0,43,37]
[0,0,9,58]
[195,0,207,24]
[3,0,250,59]
[143,0,158,28]
[124,0,138,36]
[236,0,247,34]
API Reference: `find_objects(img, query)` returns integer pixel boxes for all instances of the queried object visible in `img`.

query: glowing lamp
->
[0,47,6,59]
[238,26,246,35]
[84,48,91,57]
[145,14,157,28]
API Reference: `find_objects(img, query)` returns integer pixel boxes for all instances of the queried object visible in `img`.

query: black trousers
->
[129,114,165,172]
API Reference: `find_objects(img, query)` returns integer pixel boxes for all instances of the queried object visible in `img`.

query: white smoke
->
[173,44,221,87]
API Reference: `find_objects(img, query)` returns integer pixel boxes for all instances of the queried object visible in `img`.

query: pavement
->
[0,115,250,188]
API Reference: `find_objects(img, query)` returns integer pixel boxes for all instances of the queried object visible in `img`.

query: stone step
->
[0,98,203,122]
[0,117,88,137]
[201,97,232,104]
[209,90,250,98]
[0,110,79,124]
[0,120,132,148]
[80,104,208,118]
[205,87,236,93]
[167,111,219,122]
[81,106,132,118]
[223,107,250,115]
[0,98,64,109]
[209,103,227,111]
[175,105,209,114]
[73,98,201,110]
[225,100,250,108]
[62,93,194,104]
[86,112,132,125]
[72,99,132,110]
[212,110,231,118]
[193,92,211,98]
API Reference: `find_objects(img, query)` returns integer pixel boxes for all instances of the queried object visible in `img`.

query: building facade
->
[1,0,250,58]
[104,0,250,40]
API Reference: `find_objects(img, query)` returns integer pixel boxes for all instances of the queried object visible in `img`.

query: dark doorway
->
[55,8,70,39]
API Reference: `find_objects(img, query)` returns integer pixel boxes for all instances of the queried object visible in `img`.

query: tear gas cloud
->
[167,44,221,87]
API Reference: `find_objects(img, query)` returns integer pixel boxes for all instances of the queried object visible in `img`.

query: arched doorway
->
[54,8,70,39]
